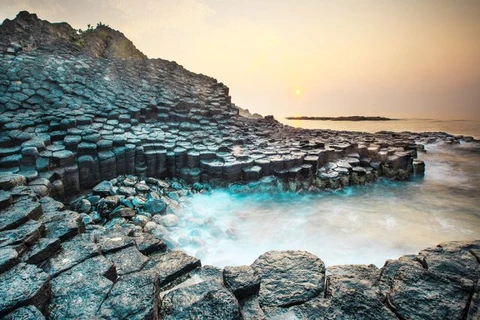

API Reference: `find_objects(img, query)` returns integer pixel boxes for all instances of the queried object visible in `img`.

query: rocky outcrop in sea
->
[0,11,478,319]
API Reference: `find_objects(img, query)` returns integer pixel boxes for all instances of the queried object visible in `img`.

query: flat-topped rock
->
[42,235,101,277]
[0,198,42,232]
[0,262,50,316]
[251,250,326,307]
[48,255,116,319]
[1,305,46,320]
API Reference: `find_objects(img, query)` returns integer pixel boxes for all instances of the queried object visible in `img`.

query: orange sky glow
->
[1,0,479,119]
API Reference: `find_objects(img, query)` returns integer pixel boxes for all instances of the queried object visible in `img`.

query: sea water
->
[171,142,480,268]
[280,118,480,139]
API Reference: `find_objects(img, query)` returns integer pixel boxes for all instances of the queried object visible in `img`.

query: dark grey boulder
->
[387,266,474,320]
[251,250,325,307]
[322,264,396,319]
[109,206,135,219]
[417,240,480,282]
[326,264,380,298]
[467,279,480,319]
[160,280,241,320]
[77,156,100,189]
[0,263,50,316]
[223,265,260,300]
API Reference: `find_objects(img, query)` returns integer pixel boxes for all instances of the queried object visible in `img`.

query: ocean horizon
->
[279,117,480,139]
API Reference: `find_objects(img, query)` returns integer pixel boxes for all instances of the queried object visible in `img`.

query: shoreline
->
[285,116,395,121]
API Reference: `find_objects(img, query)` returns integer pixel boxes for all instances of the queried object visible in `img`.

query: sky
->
[1,0,480,120]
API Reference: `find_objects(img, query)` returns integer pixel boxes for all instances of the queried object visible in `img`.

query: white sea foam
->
[170,142,480,268]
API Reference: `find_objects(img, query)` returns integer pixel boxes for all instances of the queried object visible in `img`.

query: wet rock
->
[160,214,179,227]
[0,220,44,250]
[0,191,13,210]
[413,159,425,176]
[95,232,135,254]
[92,180,113,196]
[23,237,61,265]
[387,267,474,320]
[0,263,50,316]
[109,206,135,219]
[160,279,241,320]
[134,233,167,255]
[0,198,43,232]
[223,265,260,300]
[417,240,480,282]
[0,174,26,191]
[144,250,201,288]
[1,305,45,320]
[106,246,149,276]
[73,198,91,213]
[143,198,166,215]
[44,210,84,241]
[98,269,160,320]
[132,214,150,227]
[251,250,325,307]
[42,235,100,277]
[0,248,18,274]
[48,255,116,319]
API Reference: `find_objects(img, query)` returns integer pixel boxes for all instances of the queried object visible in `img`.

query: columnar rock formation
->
[0,11,449,199]
[0,11,478,319]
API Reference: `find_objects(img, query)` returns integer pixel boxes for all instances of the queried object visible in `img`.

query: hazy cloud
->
[1,0,479,119]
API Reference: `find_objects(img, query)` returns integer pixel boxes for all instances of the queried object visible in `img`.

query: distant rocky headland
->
[286,116,395,121]
[0,11,478,319]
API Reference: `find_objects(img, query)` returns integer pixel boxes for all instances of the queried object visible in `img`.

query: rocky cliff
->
[0,11,478,319]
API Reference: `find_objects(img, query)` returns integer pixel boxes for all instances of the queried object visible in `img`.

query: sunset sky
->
[1,0,479,119]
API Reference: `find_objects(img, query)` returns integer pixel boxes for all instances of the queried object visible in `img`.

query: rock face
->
[0,10,479,320]
[251,250,326,307]
[0,10,467,203]
[0,11,146,59]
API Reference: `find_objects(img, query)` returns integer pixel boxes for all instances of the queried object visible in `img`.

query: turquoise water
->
[279,118,480,139]
[173,142,480,267]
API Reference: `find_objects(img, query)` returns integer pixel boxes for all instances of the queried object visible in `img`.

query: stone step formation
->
[0,10,478,320]
[0,174,479,319]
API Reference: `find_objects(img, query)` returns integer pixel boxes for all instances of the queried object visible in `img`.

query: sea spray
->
[172,142,480,267]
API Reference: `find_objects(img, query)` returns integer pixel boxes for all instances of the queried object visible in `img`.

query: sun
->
[295,89,301,96]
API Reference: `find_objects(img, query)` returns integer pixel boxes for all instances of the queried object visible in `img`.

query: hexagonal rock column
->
[77,155,100,189]
[251,250,326,307]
